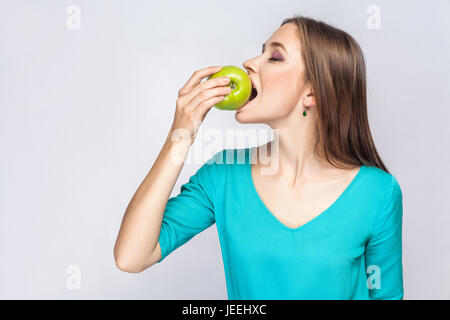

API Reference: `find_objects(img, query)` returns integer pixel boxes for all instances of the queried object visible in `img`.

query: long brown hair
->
[281,15,389,173]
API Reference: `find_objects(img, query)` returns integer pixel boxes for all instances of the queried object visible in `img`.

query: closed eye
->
[268,57,281,62]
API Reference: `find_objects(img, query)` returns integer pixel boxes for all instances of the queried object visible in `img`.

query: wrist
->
[166,128,192,147]
[164,130,191,165]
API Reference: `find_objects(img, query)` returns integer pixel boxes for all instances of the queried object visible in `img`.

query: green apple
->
[208,65,252,110]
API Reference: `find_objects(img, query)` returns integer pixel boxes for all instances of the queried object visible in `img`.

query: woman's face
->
[236,23,309,124]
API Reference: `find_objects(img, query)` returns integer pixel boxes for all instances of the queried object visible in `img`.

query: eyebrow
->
[262,41,287,54]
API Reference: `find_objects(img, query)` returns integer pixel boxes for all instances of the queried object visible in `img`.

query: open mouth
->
[249,86,258,101]
[237,78,259,112]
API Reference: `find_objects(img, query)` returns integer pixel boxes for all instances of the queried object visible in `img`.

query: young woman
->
[114,15,404,300]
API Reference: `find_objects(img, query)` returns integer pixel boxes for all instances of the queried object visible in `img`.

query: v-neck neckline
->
[245,147,366,232]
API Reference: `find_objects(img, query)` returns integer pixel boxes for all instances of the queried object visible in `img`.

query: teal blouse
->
[157,147,404,300]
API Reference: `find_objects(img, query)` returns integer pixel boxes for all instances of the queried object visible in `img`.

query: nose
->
[243,57,257,75]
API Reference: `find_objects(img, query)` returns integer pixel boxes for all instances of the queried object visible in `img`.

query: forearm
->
[114,129,191,272]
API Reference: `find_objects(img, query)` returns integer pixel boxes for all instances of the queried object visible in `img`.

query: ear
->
[303,86,316,108]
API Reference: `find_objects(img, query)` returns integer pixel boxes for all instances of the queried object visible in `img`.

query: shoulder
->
[191,148,249,202]
[362,165,402,200]
[206,147,252,166]
[361,166,403,228]
[195,147,250,181]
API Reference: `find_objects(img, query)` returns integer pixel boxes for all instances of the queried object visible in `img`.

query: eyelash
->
[268,57,281,62]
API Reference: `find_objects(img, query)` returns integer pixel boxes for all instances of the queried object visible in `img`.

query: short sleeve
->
[365,174,404,299]
[156,152,219,263]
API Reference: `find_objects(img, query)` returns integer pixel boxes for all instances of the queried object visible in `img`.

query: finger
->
[186,86,231,112]
[182,76,230,105]
[178,65,222,96]
[193,95,226,121]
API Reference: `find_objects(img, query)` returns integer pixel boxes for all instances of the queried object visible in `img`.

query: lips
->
[249,86,257,101]
[248,77,258,100]
[238,75,259,112]
[238,91,257,112]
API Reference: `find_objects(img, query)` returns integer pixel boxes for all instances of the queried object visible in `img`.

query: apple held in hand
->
[208,65,252,110]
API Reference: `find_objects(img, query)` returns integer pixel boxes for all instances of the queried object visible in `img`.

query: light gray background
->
[0,0,449,299]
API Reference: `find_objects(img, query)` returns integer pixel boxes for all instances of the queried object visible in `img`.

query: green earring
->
[302,106,310,116]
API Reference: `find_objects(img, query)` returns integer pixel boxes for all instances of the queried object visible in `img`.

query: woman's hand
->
[169,65,231,145]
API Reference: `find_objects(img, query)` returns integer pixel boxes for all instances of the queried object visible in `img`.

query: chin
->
[235,106,257,124]
[234,112,253,124]
[234,109,267,124]
[234,97,261,123]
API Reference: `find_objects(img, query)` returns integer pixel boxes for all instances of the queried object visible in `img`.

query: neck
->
[261,113,334,187]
